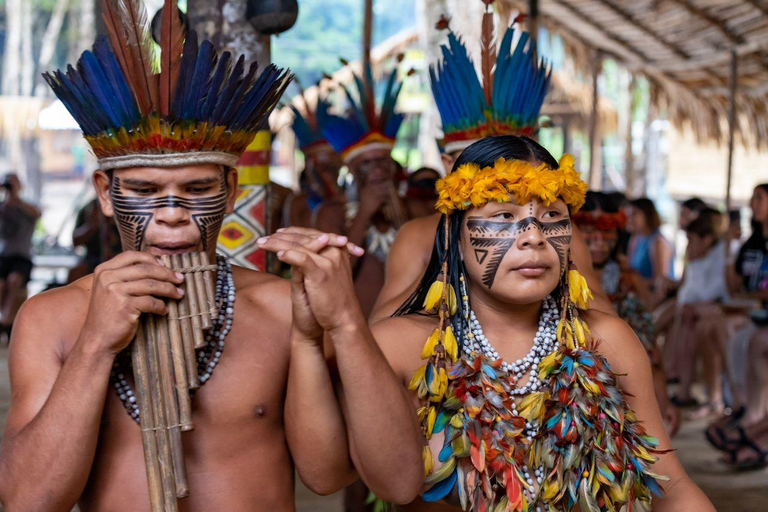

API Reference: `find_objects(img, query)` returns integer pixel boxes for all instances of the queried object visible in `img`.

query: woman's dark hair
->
[394,136,562,339]
[685,207,724,243]
[451,135,559,172]
[747,183,768,242]
[630,197,662,232]
[582,191,621,214]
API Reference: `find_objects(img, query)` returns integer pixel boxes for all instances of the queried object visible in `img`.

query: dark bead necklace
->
[110,254,235,423]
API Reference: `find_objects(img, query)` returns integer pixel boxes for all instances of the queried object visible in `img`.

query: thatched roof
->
[498,0,768,148]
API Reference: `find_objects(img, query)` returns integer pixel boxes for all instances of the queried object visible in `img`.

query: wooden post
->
[363,0,373,74]
[529,0,539,46]
[624,74,637,197]
[588,51,603,190]
[726,49,737,212]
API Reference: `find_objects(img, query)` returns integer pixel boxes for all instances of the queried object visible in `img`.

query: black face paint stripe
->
[110,176,228,251]
[467,215,573,288]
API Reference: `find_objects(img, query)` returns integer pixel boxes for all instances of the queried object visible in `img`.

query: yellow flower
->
[568,269,593,310]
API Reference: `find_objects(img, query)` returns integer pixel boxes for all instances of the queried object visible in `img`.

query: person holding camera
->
[0,173,41,335]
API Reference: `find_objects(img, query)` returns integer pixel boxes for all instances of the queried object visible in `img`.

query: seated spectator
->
[670,209,729,413]
[575,191,679,435]
[403,167,440,220]
[67,198,122,284]
[626,197,675,305]
[705,184,768,470]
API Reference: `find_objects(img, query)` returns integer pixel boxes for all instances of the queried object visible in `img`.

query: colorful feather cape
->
[44,0,292,170]
[421,341,667,511]
[430,4,551,154]
[320,60,405,163]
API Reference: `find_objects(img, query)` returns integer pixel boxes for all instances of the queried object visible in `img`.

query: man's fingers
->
[258,233,362,255]
[132,296,169,316]
[118,279,185,300]
[277,249,323,274]
[104,263,184,285]
[96,251,164,272]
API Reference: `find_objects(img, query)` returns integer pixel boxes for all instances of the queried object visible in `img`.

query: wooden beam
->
[743,0,768,18]
[589,50,603,190]
[726,49,738,212]
[595,0,690,59]
[667,0,743,45]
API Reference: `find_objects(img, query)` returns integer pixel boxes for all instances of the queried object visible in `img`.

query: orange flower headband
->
[435,154,587,215]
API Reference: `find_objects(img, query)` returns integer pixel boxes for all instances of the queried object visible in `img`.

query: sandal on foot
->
[724,428,768,472]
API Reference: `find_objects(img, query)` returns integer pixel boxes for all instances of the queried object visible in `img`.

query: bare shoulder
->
[370,314,436,379]
[583,309,650,376]
[232,265,291,327]
[314,201,346,232]
[395,214,440,246]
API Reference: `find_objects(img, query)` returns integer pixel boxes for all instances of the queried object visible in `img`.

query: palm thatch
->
[498,0,768,148]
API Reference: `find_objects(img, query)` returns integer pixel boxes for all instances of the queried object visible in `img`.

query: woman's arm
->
[590,312,714,511]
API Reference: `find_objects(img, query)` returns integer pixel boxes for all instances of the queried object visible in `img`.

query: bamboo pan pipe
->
[131,252,218,510]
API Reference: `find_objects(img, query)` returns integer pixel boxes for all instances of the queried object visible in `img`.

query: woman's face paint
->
[462,198,571,294]
[108,167,228,252]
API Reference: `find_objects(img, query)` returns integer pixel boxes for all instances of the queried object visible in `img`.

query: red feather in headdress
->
[101,0,158,115]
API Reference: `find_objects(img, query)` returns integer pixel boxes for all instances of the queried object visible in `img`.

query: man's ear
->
[225,167,239,215]
[93,169,115,218]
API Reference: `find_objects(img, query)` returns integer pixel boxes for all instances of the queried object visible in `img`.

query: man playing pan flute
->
[0,1,423,510]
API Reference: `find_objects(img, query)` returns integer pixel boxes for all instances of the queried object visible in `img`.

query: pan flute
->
[132,252,218,511]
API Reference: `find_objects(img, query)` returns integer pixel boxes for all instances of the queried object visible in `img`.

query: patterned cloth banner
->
[217,130,271,271]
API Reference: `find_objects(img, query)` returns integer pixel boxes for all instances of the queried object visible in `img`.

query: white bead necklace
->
[457,275,560,509]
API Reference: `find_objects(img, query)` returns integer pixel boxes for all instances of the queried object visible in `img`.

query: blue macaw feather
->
[78,51,122,127]
[210,55,245,124]
[92,36,139,125]
[199,51,231,120]
[172,30,198,118]
[439,443,454,463]
[184,40,215,120]
[422,469,458,502]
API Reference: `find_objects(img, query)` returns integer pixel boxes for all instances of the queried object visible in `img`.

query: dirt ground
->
[0,344,763,511]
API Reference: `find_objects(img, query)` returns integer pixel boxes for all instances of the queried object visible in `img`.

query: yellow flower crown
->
[435,154,588,214]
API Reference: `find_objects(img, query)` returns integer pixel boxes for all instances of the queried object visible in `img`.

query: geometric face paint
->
[110,175,228,251]
[466,214,572,288]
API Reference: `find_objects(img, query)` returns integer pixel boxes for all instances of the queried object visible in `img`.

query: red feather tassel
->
[480,9,496,106]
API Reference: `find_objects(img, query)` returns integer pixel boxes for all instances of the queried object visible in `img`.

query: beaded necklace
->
[110,254,235,423]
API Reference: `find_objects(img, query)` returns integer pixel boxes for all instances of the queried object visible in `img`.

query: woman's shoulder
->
[371,314,437,377]
[583,309,650,376]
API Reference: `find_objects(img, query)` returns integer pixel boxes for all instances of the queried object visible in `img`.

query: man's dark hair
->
[681,197,708,213]
[630,197,662,232]
[685,207,724,243]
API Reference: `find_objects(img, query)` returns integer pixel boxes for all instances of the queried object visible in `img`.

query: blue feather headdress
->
[431,6,551,154]
[43,0,292,170]
[289,85,334,155]
[320,60,405,163]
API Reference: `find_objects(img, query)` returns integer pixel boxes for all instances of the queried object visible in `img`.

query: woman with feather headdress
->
[370,135,713,511]
[369,1,612,324]
[0,1,424,510]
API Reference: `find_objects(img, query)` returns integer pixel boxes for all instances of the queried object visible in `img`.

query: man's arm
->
[590,312,713,511]
[0,253,183,510]
[260,229,424,504]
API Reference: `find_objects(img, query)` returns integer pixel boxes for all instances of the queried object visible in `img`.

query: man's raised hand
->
[258,228,365,334]
[79,251,185,356]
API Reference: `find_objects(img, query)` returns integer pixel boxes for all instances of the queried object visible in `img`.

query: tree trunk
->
[21,0,35,96]
[187,0,224,48]
[221,0,270,65]
[2,0,22,96]
[35,0,72,97]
